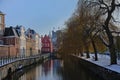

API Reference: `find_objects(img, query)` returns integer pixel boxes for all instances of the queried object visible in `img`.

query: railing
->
[0,53,50,67]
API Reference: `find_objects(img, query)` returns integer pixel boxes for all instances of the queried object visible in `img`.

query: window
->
[48,48,49,51]
[5,38,9,45]
[48,43,49,47]
[0,40,3,44]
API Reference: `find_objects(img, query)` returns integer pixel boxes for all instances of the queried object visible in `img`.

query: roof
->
[15,25,26,37]
[26,28,36,34]
[41,35,51,43]
[15,29,20,37]
[4,27,19,37]
[25,28,37,39]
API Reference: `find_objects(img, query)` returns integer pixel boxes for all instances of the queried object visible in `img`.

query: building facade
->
[52,30,63,52]
[15,25,26,56]
[0,11,5,36]
[35,33,41,54]
[41,35,53,53]
[3,27,20,57]
[0,11,42,57]
[0,11,5,44]
[26,28,41,56]
[0,12,20,57]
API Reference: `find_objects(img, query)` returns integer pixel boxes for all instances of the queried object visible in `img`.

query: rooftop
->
[0,11,5,15]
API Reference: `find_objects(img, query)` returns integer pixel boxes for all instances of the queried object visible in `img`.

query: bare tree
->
[82,0,120,64]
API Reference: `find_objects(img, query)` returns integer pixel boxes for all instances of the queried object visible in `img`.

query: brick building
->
[0,11,20,57]
[3,27,20,56]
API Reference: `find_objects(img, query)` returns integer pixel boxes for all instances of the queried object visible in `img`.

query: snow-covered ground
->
[77,53,120,73]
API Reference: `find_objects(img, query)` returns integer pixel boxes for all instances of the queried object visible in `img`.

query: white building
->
[35,33,42,54]
[39,35,42,54]
[15,25,26,56]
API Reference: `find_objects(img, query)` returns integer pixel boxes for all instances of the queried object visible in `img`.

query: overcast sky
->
[0,0,77,35]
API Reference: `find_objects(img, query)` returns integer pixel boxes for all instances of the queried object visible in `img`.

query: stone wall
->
[70,55,120,80]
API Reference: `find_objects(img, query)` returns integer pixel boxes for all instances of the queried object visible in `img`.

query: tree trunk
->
[91,38,98,61]
[109,43,117,64]
[104,25,117,64]
[83,39,90,58]
[85,44,90,58]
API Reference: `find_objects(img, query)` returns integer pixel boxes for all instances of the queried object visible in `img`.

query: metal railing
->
[0,53,50,67]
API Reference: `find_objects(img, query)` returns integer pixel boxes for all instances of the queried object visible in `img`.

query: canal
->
[6,58,105,80]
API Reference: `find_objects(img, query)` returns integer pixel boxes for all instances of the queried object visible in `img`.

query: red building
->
[41,35,53,53]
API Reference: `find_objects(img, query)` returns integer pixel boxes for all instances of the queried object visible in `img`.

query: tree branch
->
[111,16,120,23]
[115,3,120,6]
[111,30,120,34]
[99,35,110,47]
[98,0,109,11]
[92,28,102,39]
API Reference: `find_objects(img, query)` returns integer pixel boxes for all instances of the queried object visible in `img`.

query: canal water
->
[8,58,104,80]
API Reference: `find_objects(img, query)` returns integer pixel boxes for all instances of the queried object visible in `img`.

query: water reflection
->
[8,58,104,80]
[63,58,104,80]
[18,60,63,80]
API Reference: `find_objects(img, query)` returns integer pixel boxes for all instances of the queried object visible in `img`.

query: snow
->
[106,65,120,73]
[76,53,120,73]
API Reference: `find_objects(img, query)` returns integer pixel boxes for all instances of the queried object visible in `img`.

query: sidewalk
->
[77,53,120,73]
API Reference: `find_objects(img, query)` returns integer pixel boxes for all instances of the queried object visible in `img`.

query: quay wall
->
[70,55,120,80]
[0,54,50,80]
